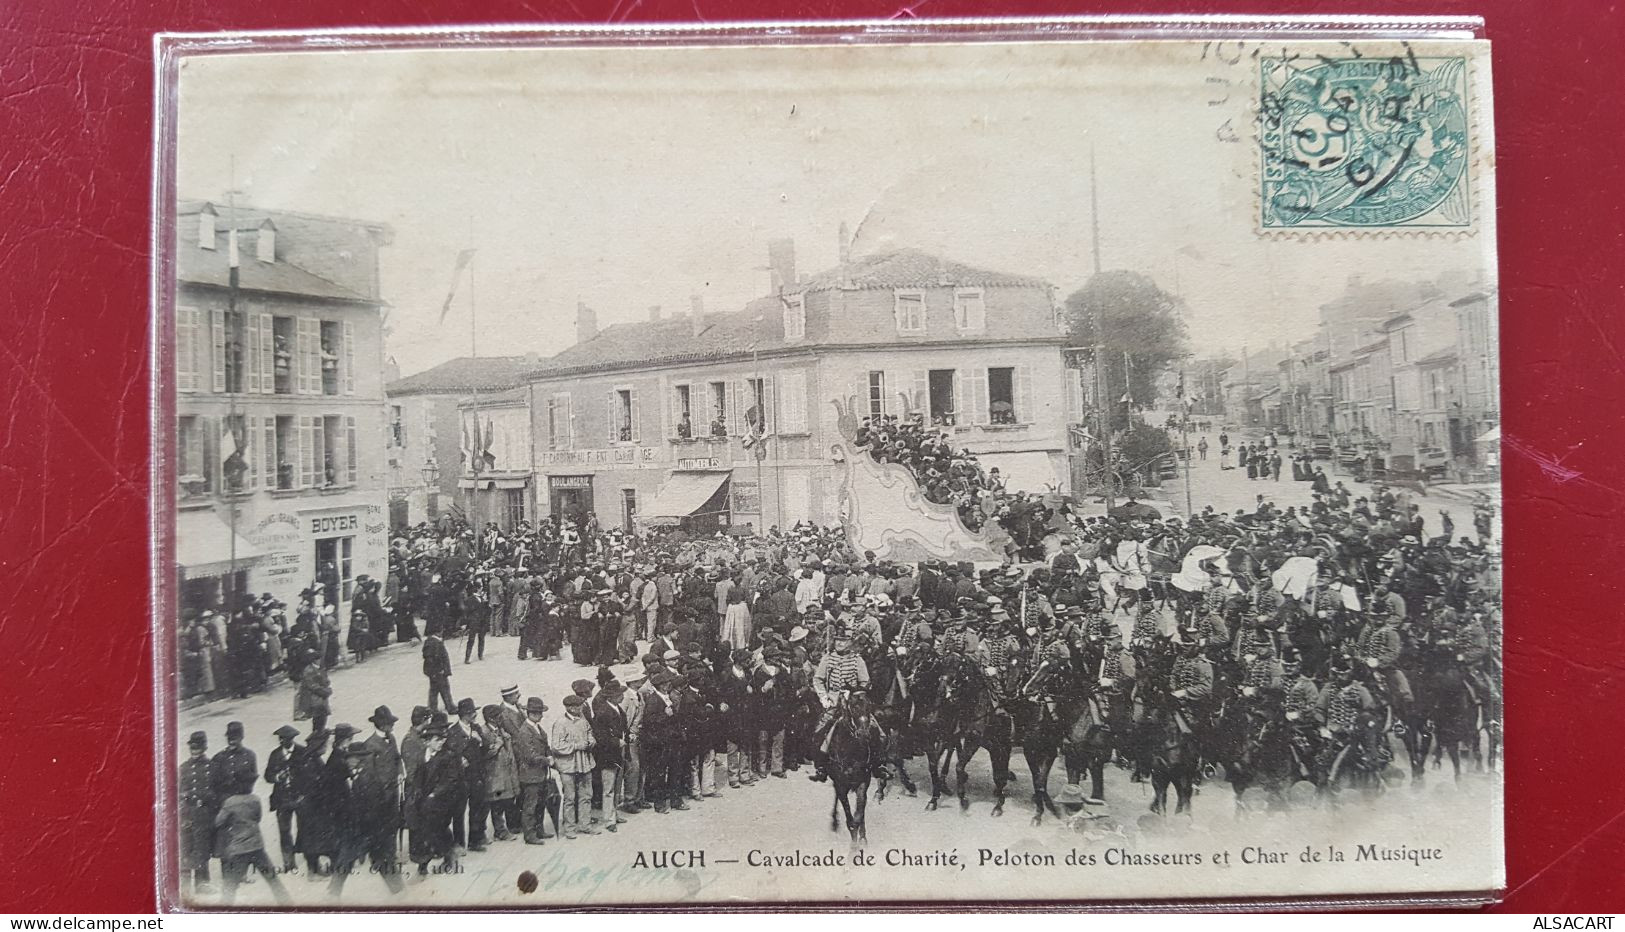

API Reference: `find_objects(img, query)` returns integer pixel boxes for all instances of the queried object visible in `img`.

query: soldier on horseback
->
[808,629,871,783]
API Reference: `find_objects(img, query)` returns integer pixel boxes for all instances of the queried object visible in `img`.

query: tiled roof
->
[177,243,374,304]
[386,356,535,396]
[532,296,785,376]
[797,248,1050,291]
[178,199,393,301]
[528,249,1055,377]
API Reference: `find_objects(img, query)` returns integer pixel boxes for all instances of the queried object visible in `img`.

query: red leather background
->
[2,0,1620,913]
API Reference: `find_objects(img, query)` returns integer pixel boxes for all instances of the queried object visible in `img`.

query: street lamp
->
[421,460,441,487]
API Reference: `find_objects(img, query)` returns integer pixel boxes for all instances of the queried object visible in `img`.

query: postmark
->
[1259,53,1472,232]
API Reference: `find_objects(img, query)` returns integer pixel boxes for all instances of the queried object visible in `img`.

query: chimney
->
[576,301,598,344]
[198,204,217,250]
[690,294,705,337]
[256,219,277,263]
[649,305,662,322]
[767,238,796,295]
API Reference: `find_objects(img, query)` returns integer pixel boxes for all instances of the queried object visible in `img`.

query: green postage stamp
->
[1260,53,1473,231]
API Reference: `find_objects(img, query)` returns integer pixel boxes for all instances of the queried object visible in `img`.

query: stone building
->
[173,200,392,615]
[521,242,1071,533]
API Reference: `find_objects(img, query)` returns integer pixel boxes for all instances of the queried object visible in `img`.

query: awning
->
[977,451,1058,494]
[458,475,529,490]
[642,470,731,520]
[1476,426,1500,443]
[176,509,267,576]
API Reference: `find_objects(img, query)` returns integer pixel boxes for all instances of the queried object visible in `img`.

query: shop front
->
[238,500,389,612]
[176,507,268,615]
[548,474,595,528]
[639,469,732,533]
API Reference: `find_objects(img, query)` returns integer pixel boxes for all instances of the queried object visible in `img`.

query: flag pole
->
[468,244,481,546]
[225,165,240,612]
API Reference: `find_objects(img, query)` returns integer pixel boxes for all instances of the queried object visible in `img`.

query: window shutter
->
[211,309,226,393]
[727,380,744,436]
[295,320,308,393]
[314,417,327,486]
[342,321,356,395]
[911,370,928,418]
[561,394,573,449]
[258,315,274,394]
[779,371,806,434]
[303,319,320,394]
[969,368,990,425]
[297,416,311,487]
[263,418,277,489]
[242,318,258,394]
[346,415,358,484]
[241,417,255,490]
[669,384,682,437]
[630,388,642,443]
[607,390,618,443]
[176,308,197,393]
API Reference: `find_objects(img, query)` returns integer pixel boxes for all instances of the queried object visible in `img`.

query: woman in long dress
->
[719,575,752,648]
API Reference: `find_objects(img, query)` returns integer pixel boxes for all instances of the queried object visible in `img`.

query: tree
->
[1062,271,1190,428]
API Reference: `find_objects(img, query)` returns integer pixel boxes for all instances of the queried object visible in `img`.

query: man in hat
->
[641,672,686,813]
[551,694,599,839]
[408,717,462,881]
[179,731,218,895]
[464,576,490,664]
[423,630,453,714]
[507,696,552,844]
[360,706,404,836]
[496,685,526,735]
[292,728,336,876]
[263,725,303,873]
[807,630,870,782]
[590,681,631,831]
[211,721,258,800]
[213,774,293,905]
[328,743,405,897]
[448,698,490,852]
[1357,606,1413,710]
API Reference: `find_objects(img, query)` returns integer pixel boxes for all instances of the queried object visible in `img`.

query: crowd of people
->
[854,411,1019,531]
[177,452,1502,902]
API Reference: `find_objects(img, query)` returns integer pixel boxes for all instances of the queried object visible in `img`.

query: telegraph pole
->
[1091,145,1116,512]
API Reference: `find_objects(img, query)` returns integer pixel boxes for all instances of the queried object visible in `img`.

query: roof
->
[178,199,393,301]
[177,245,375,304]
[532,296,785,376]
[796,248,1050,292]
[528,249,1056,378]
[458,386,528,407]
[386,356,535,396]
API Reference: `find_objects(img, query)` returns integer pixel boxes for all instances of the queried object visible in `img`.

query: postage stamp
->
[1259,54,1472,232]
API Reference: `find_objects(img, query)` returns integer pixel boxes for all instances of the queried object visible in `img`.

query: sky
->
[176,39,1495,378]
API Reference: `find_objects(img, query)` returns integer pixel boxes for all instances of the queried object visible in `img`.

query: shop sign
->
[537,447,658,468]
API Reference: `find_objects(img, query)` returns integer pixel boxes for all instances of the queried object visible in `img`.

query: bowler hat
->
[563,694,587,709]
[526,696,548,714]
[332,723,359,741]
[571,679,595,697]
[368,705,398,726]
[455,698,478,716]
[410,705,431,726]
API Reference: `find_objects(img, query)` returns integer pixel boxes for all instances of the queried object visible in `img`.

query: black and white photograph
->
[157,28,1503,907]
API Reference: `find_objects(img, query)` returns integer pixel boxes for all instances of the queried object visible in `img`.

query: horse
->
[1142,692,1202,817]
[1224,699,1298,814]
[931,654,1016,815]
[866,650,921,799]
[1018,657,1085,825]
[826,691,888,848]
[1403,656,1476,783]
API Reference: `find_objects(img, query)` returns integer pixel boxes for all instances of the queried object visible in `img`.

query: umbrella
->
[1173,544,1229,593]
[1109,501,1162,520]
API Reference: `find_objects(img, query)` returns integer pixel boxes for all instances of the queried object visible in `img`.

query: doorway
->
[621,488,638,533]
[928,369,957,426]
[313,536,354,607]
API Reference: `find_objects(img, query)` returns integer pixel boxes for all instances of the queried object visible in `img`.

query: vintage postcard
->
[157,25,1502,908]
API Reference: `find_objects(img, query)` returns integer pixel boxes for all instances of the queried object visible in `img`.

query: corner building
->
[173,200,393,615]
[524,246,1070,533]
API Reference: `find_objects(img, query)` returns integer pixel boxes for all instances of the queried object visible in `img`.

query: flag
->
[438,249,477,324]
[220,423,238,464]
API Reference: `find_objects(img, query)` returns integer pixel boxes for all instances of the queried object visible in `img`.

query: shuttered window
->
[176,307,199,393]
[342,321,356,395]
[778,370,808,434]
[257,314,274,394]
[346,415,358,484]
[211,309,227,393]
